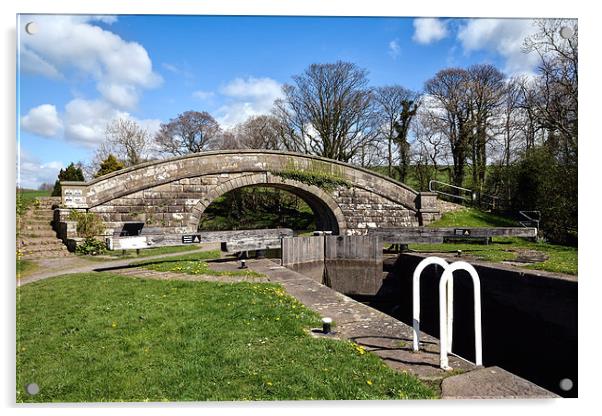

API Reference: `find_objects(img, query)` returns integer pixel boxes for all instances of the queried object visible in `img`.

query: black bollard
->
[322,317,332,334]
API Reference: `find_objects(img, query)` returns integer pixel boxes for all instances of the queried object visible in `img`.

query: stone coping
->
[60,149,420,195]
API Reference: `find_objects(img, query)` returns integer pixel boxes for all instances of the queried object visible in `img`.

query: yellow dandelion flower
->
[366,380,373,386]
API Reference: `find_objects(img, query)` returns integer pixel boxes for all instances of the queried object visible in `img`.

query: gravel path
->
[17,244,221,286]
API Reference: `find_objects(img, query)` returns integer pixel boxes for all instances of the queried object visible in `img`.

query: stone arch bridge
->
[59,150,440,236]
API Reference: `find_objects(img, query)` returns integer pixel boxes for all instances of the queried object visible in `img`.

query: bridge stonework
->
[59,151,440,237]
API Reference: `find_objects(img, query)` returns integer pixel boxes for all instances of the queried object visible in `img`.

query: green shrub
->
[75,238,107,256]
[68,210,106,239]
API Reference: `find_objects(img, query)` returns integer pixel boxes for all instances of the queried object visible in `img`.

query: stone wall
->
[281,235,384,296]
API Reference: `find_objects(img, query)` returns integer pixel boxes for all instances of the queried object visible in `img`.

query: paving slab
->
[441,366,559,399]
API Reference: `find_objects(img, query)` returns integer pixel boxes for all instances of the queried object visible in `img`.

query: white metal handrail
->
[438,261,483,370]
[412,257,454,353]
[412,256,483,370]
[428,180,475,202]
[519,210,541,230]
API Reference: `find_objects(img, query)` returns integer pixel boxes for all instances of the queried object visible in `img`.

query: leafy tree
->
[51,163,85,196]
[94,154,125,178]
[505,147,577,244]
[393,97,420,183]
[373,86,421,181]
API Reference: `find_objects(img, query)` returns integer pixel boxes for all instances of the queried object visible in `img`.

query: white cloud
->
[457,19,540,75]
[17,151,64,189]
[21,104,63,137]
[192,90,215,100]
[19,48,62,79]
[63,98,161,147]
[162,63,180,74]
[413,18,448,44]
[216,77,283,127]
[388,39,400,59]
[19,15,161,110]
[90,15,118,25]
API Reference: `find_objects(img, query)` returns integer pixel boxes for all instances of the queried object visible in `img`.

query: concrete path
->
[17,244,221,286]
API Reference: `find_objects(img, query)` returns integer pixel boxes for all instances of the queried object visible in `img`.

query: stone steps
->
[22,210,54,217]
[19,223,55,231]
[17,229,58,238]
[19,249,72,259]
[17,197,72,260]
[17,243,70,254]
[17,237,65,247]
[19,218,53,225]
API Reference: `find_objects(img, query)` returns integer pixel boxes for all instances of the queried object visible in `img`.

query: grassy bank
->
[409,208,577,275]
[16,259,38,279]
[17,273,435,402]
[133,250,265,278]
[16,189,51,217]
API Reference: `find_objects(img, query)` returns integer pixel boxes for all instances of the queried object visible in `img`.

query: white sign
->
[112,236,148,250]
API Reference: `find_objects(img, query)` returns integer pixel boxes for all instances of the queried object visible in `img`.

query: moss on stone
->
[271,169,351,191]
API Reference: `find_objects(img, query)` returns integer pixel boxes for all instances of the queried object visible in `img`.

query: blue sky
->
[17,14,543,188]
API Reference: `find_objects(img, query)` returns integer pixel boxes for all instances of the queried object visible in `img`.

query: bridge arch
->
[188,172,347,234]
[60,150,440,236]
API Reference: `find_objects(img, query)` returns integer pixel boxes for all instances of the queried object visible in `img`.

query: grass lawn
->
[427,207,519,228]
[16,259,38,279]
[409,208,577,275]
[17,273,435,402]
[16,189,51,217]
[133,251,265,278]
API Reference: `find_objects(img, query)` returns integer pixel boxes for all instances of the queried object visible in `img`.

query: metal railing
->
[412,256,483,370]
[519,210,541,230]
[438,261,482,370]
[412,257,453,353]
[428,180,476,202]
[428,179,499,208]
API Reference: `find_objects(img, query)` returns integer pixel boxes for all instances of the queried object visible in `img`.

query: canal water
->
[348,255,578,398]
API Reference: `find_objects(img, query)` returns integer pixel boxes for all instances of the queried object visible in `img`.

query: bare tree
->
[372,86,421,180]
[215,130,242,150]
[411,108,451,188]
[523,18,578,163]
[37,182,54,192]
[466,64,506,194]
[274,61,378,162]
[233,115,283,150]
[497,76,527,167]
[88,118,152,177]
[155,111,221,156]
[103,118,152,166]
[424,68,472,189]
